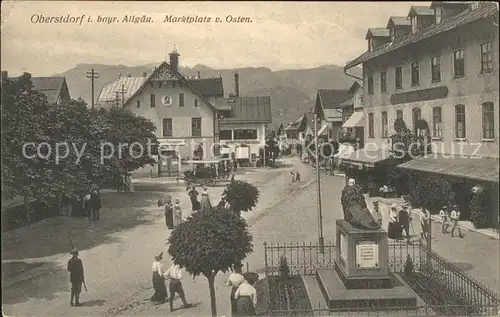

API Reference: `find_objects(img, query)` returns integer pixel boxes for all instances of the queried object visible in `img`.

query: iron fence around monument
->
[263,240,500,311]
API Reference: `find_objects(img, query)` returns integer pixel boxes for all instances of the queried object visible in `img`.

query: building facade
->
[97,50,220,177]
[314,89,351,141]
[346,2,499,160]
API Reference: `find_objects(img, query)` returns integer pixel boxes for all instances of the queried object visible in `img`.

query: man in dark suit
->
[67,248,85,307]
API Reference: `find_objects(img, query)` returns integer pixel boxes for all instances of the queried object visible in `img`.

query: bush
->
[469,187,492,229]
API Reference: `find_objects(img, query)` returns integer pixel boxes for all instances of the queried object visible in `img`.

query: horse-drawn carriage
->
[180,158,233,188]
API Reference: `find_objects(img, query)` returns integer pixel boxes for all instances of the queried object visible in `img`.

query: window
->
[172,81,176,88]
[179,93,184,107]
[471,1,480,10]
[432,107,442,138]
[482,102,495,139]
[191,117,202,137]
[431,56,441,82]
[411,15,418,33]
[435,6,442,24]
[396,109,403,120]
[412,108,421,133]
[381,111,388,138]
[411,62,420,86]
[162,118,172,137]
[194,99,198,107]
[453,49,465,77]
[395,67,403,89]
[455,105,466,139]
[136,100,140,108]
[150,94,156,107]
[234,129,258,140]
[480,42,493,71]
[219,130,232,140]
[368,113,374,138]
[380,72,387,92]
[367,75,374,94]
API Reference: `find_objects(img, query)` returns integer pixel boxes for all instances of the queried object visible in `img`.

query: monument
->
[314,180,418,310]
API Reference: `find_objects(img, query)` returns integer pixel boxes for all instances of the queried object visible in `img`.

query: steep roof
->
[187,77,223,97]
[408,5,434,17]
[284,114,307,131]
[365,28,390,39]
[121,61,217,111]
[316,89,351,110]
[219,96,272,124]
[387,16,412,28]
[345,3,498,69]
[30,77,67,104]
[347,80,363,95]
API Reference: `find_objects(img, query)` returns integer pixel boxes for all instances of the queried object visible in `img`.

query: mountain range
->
[56,63,362,128]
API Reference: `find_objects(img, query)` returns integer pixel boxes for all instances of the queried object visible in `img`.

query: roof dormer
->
[365,28,390,52]
[386,16,412,41]
[430,1,470,23]
[407,6,434,34]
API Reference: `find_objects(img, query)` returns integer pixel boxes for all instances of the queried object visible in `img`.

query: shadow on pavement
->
[2,261,68,305]
[79,299,106,307]
[2,191,163,261]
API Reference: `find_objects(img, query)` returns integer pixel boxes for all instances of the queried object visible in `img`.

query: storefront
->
[157,139,187,176]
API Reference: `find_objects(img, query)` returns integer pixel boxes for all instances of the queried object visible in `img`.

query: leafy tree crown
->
[224,180,260,212]
[168,209,253,277]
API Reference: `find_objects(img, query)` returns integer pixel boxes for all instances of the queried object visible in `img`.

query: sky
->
[1,1,430,76]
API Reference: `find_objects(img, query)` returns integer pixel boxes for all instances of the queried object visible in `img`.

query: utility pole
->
[86,68,99,109]
[115,92,120,107]
[115,85,127,107]
[314,112,325,253]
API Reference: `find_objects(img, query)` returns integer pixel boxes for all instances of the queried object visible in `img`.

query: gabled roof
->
[284,114,307,131]
[408,5,434,17]
[345,3,498,69]
[30,77,67,104]
[316,89,351,110]
[219,96,272,124]
[347,80,363,95]
[387,16,412,28]
[122,61,217,111]
[98,77,146,102]
[365,28,390,39]
[187,77,224,97]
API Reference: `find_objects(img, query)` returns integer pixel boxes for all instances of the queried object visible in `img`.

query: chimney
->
[1,71,7,82]
[142,72,148,77]
[234,73,240,97]
[197,71,201,79]
[169,48,180,73]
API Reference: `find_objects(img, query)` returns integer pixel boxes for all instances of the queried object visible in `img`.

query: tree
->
[407,173,455,214]
[223,180,260,217]
[470,185,493,229]
[168,210,253,317]
[265,137,279,166]
[1,73,54,222]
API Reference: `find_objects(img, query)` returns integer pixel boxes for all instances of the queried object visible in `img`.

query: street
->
[2,158,499,316]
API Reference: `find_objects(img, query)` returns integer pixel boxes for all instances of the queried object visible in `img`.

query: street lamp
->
[313,112,325,254]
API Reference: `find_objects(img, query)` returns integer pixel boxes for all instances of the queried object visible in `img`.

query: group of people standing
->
[387,201,415,242]
[164,198,183,230]
[150,252,192,312]
[226,262,259,316]
[440,204,463,238]
[82,190,102,222]
[188,186,212,213]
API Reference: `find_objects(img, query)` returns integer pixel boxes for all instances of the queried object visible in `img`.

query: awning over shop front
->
[340,149,392,169]
[397,155,499,183]
[342,111,365,128]
[317,123,328,136]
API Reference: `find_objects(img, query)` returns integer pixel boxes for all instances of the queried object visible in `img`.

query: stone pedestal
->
[334,219,393,289]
